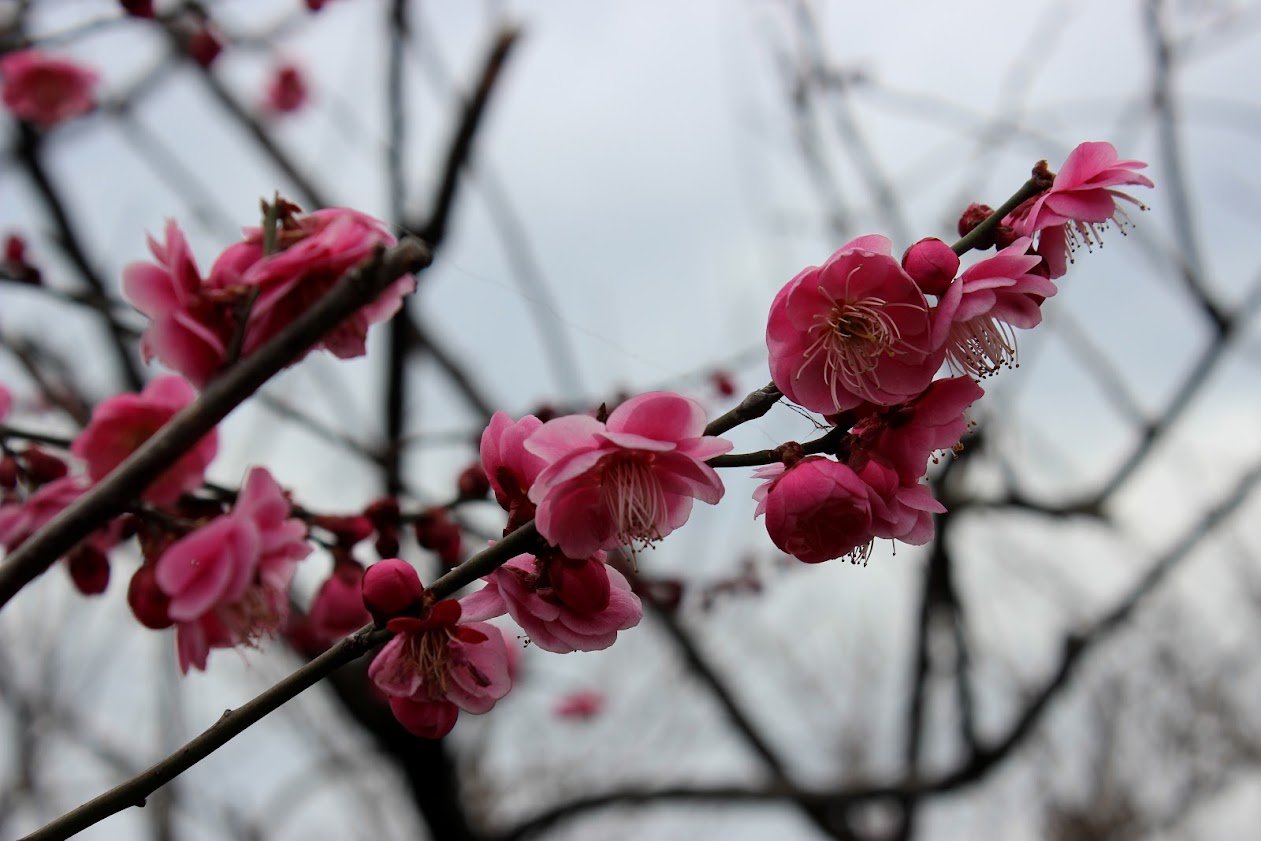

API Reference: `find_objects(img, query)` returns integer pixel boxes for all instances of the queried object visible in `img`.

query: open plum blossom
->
[1004,141,1153,278]
[153,467,311,672]
[368,592,512,739]
[124,206,415,387]
[71,375,217,505]
[525,392,731,559]
[768,235,940,414]
[1,50,98,127]
[462,551,642,653]
[931,238,1057,377]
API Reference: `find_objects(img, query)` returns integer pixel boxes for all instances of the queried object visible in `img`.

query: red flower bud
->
[901,237,959,296]
[362,558,424,622]
[67,544,110,596]
[128,563,173,629]
[22,446,68,485]
[457,464,491,501]
[548,555,611,614]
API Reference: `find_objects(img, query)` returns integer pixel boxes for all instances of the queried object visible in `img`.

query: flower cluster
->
[759,141,1150,564]
[123,203,415,388]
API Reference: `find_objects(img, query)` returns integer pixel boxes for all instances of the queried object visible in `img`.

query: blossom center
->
[800,291,904,405]
[220,583,284,647]
[405,630,452,694]
[601,454,667,550]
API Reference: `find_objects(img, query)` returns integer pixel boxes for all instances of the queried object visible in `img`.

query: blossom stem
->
[18,625,393,841]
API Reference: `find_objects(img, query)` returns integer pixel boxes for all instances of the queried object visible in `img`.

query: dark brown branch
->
[14,123,144,392]
[0,238,433,610]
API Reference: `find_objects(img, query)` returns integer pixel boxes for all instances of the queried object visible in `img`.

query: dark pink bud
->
[120,0,155,17]
[957,203,993,239]
[362,558,424,622]
[0,455,17,489]
[187,26,223,68]
[457,463,491,501]
[901,237,959,296]
[67,544,110,595]
[128,563,173,629]
[415,507,462,567]
[22,446,68,485]
[711,370,737,398]
[5,234,25,263]
[549,555,611,614]
[312,514,374,547]
[363,497,400,529]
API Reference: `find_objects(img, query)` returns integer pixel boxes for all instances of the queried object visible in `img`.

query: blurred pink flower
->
[362,557,425,622]
[554,690,605,721]
[461,551,642,653]
[0,383,11,420]
[264,63,309,114]
[768,235,940,414]
[308,562,371,644]
[1005,141,1153,278]
[122,221,236,387]
[1,50,98,127]
[931,237,1057,377]
[368,598,513,739]
[526,392,731,559]
[753,458,875,564]
[71,375,217,505]
[154,467,310,672]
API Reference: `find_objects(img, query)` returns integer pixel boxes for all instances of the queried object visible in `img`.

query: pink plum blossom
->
[851,376,985,484]
[368,597,512,739]
[854,459,943,546]
[461,551,642,653]
[71,375,217,505]
[213,207,415,362]
[525,392,731,559]
[1,50,98,128]
[931,237,1057,377]
[753,458,875,564]
[154,467,311,672]
[122,221,236,387]
[1004,142,1153,278]
[0,383,11,420]
[124,208,415,387]
[768,235,940,414]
